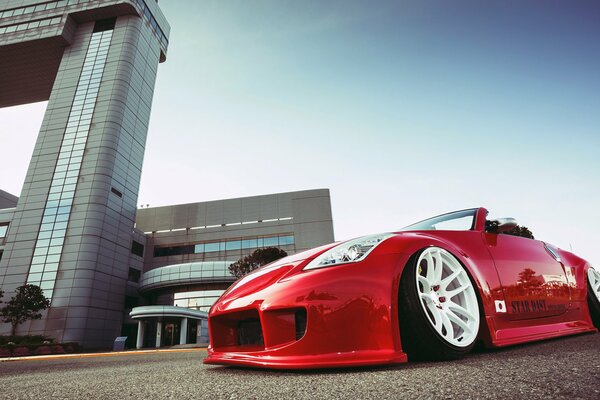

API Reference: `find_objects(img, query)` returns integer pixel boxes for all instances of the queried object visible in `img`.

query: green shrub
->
[0,342,79,358]
[0,335,53,346]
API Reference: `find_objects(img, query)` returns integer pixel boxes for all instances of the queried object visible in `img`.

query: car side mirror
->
[485,218,518,233]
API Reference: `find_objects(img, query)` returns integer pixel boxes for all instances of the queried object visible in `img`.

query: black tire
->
[398,247,480,361]
[587,268,600,328]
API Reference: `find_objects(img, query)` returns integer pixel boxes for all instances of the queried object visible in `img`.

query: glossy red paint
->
[204,207,597,369]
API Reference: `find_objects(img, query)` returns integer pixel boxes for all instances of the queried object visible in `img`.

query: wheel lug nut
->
[432,285,440,291]
[439,296,446,303]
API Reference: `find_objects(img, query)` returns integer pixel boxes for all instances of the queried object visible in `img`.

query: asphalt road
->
[1,333,599,400]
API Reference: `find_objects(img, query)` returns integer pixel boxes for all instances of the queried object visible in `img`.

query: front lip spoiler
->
[203,349,407,370]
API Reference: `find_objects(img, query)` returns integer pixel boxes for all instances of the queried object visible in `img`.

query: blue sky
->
[1,1,599,265]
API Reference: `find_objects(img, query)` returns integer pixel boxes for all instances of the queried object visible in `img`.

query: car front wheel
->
[399,246,481,360]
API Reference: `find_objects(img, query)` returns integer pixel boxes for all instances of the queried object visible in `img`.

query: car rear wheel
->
[587,267,600,328]
[399,246,480,360]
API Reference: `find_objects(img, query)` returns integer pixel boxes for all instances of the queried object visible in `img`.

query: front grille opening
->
[295,309,307,340]
[238,319,264,346]
[211,309,265,351]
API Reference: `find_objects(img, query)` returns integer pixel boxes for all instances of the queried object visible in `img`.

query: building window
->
[263,236,278,247]
[225,240,241,251]
[173,290,225,312]
[0,223,8,239]
[279,235,294,245]
[131,240,144,257]
[127,267,141,283]
[241,238,257,249]
[110,187,123,198]
[153,244,195,257]
[153,234,295,258]
[93,17,116,33]
[204,242,220,253]
[25,21,115,300]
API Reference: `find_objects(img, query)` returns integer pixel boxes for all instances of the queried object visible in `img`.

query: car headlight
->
[303,233,394,270]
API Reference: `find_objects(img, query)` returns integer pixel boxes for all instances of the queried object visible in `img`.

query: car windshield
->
[399,208,478,231]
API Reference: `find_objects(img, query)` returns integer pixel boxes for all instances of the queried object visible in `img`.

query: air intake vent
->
[238,319,264,346]
[295,309,307,340]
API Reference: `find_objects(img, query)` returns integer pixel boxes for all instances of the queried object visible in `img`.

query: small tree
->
[0,284,50,336]
[486,220,535,239]
[229,247,288,279]
[503,225,534,240]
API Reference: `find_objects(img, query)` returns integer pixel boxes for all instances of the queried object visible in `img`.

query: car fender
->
[381,232,500,347]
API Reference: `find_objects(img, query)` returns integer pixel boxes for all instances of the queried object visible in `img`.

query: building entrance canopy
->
[130,305,208,320]
[130,306,208,349]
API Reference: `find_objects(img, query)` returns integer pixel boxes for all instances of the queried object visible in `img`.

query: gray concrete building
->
[127,189,334,348]
[0,0,170,348]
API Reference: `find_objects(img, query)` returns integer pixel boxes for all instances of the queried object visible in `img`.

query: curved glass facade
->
[139,261,237,292]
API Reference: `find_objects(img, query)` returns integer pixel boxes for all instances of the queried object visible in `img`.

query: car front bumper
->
[204,253,409,369]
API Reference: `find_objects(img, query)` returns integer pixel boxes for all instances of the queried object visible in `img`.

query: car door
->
[483,232,571,320]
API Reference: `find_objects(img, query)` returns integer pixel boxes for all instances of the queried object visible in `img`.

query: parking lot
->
[1,333,599,400]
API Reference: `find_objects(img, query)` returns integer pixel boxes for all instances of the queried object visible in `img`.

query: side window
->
[131,240,144,257]
[432,216,474,231]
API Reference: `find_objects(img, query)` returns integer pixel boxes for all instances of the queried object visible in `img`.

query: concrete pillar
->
[196,319,202,343]
[155,321,162,348]
[136,320,145,349]
[180,317,188,345]
[199,319,209,344]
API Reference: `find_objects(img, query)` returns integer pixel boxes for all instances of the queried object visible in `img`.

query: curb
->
[0,347,207,362]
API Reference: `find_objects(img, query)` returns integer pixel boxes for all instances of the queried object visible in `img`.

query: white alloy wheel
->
[588,268,600,303]
[415,247,480,347]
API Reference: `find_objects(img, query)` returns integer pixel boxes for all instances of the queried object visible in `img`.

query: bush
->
[0,335,53,346]
[0,335,80,358]
[0,342,79,358]
[34,346,52,355]
[51,345,66,354]
[12,347,30,357]
[63,344,77,354]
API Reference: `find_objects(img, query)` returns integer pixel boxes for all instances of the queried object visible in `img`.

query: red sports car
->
[204,207,600,369]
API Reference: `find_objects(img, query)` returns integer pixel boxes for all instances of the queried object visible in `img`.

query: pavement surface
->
[0,333,599,400]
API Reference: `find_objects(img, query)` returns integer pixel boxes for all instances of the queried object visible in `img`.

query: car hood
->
[216,243,338,306]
